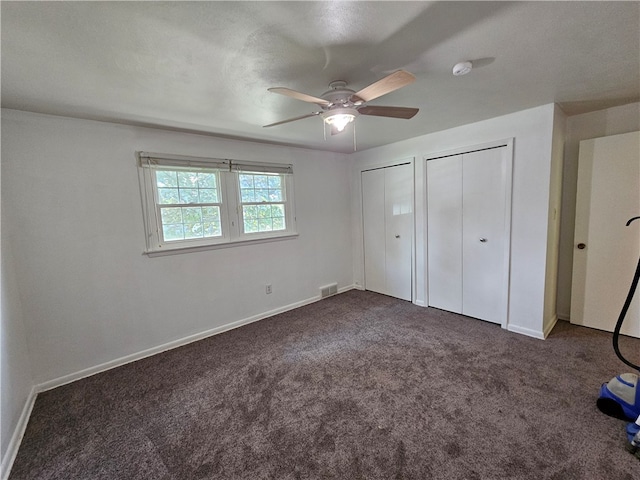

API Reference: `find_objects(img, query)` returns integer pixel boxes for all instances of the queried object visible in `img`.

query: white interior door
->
[427,155,463,312]
[362,163,413,301]
[571,131,640,338]
[462,149,509,324]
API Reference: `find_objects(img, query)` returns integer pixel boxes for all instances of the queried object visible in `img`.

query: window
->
[138,152,296,255]
[156,169,223,242]
[238,173,286,234]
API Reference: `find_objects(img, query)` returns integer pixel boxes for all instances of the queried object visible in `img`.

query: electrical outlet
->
[266,284,272,294]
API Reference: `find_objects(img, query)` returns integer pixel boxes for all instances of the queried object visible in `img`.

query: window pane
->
[241,189,255,202]
[202,207,220,221]
[156,170,178,187]
[239,174,254,189]
[179,188,199,204]
[244,217,259,233]
[268,189,283,201]
[257,205,271,218]
[197,173,217,188]
[258,218,273,231]
[254,175,269,188]
[255,189,269,202]
[163,224,184,241]
[243,205,258,219]
[267,175,282,188]
[184,223,203,239]
[271,204,285,218]
[161,207,182,224]
[272,217,286,230]
[158,188,179,204]
[203,222,222,237]
[177,172,199,188]
[199,188,218,203]
[182,207,203,224]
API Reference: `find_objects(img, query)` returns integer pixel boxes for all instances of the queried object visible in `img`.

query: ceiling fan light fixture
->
[323,108,357,132]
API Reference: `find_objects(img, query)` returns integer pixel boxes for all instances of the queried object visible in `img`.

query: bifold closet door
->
[461,149,509,323]
[363,168,386,295]
[427,147,509,324]
[362,164,412,301]
[426,156,463,312]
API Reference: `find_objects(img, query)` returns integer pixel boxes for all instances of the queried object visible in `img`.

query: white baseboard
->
[338,284,358,293]
[37,285,358,393]
[507,324,546,340]
[1,386,37,480]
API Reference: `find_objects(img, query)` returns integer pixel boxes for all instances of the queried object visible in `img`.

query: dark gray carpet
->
[9,290,640,479]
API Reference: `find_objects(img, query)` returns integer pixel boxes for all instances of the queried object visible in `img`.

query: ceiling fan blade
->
[357,105,419,119]
[351,70,416,103]
[268,87,331,106]
[263,112,320,128]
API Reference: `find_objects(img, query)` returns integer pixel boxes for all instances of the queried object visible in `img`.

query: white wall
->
[1,109,353,386]
[556,102,640,319]
[351,104,558,338]
[1,158,35,477]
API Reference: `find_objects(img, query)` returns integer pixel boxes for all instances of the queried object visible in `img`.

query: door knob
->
[577,243,586,249]
[395,234,400,238]
[479,238,487,243]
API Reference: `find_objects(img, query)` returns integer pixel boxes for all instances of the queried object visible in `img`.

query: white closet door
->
[462,148,509,324]
[362,163,413,301]
[427,156,463,312]
[426,146,510,325]
[385,163,413,301]
[362,168,386,295]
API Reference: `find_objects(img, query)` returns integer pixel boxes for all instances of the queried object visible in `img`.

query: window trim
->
[137,152,297,255]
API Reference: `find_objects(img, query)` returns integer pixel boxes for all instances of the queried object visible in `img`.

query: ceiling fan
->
[263,70,419,136]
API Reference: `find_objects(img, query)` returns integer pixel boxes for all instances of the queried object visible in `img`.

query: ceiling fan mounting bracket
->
[328,80,348,90]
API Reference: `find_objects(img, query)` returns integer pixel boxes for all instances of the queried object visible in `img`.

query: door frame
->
[423,138,514,329]
[360,158,416,303]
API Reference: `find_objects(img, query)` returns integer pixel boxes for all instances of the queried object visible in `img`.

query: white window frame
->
[138,152,297,256]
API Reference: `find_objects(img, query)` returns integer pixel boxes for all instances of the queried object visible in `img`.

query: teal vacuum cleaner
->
[596,216,640,458]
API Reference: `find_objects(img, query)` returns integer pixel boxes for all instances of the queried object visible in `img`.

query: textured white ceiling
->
[2,1,639,153]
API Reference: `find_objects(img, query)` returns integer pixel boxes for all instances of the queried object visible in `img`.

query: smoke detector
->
[452,61,473,76]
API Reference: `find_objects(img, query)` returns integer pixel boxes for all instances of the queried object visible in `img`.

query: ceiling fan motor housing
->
[321,81,363,111]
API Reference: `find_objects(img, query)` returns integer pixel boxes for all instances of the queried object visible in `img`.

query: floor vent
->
[320,283,338,298]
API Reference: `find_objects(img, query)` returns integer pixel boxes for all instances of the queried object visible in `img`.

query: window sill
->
[144,233,299,257]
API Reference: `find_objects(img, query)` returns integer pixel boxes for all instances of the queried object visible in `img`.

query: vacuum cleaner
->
[596,216,640,458]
